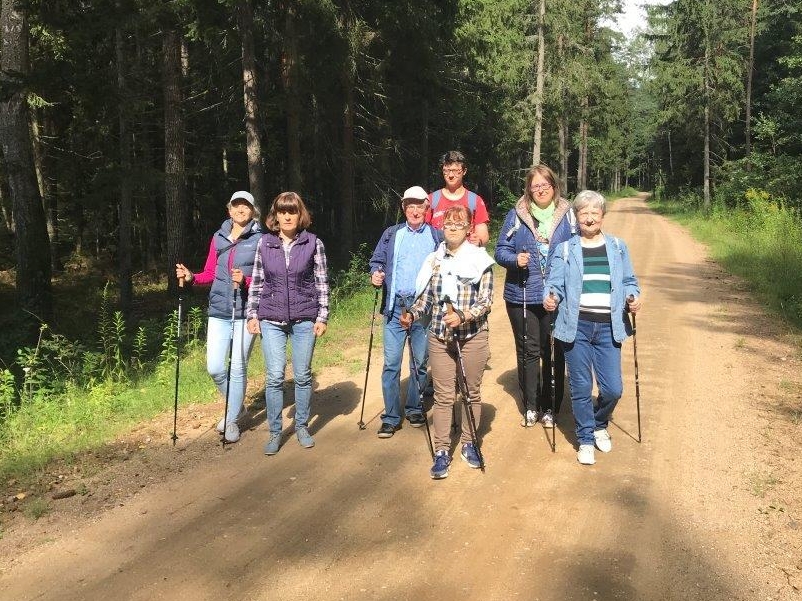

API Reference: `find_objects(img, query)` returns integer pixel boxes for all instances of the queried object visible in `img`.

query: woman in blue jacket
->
[544,190,641,466]
[494,164,574,428]
[175,191,262,444]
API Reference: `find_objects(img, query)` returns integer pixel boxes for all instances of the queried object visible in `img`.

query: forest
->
[1,0,801,343]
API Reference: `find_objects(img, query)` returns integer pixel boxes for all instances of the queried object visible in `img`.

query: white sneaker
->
[540,410,554,427]
[223,422,241,443]
[521,409,538,427]
[593,429,612,453]
[216,405,247,433]
[577,444,596,465]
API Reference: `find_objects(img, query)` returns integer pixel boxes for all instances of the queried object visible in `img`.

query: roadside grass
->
[605,186,640,200]
[648,195,802,329]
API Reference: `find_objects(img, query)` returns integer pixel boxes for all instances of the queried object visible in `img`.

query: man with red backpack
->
[427,150,491,246]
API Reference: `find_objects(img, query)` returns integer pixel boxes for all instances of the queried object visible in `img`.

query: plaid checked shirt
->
[247,234,330,323]
[409,255,494,342]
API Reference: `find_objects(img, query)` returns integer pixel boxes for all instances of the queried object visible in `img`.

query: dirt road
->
[1,195,800,600]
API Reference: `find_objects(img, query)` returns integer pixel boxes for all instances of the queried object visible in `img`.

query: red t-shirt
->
[425,188,490,231]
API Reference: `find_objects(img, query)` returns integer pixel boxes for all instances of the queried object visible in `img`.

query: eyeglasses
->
[577,210,603,220]
[442,168,464,175]
[530,183,553,193]
[443,222,468,231]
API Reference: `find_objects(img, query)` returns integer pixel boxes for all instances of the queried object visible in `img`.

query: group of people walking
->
[177,149,641,477]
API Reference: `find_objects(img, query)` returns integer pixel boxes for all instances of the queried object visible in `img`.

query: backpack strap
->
[431,189,442,210]
[216,240,239,258]
[505,215,521,240]
[467,191,477,213]
[431,189,477,214]
[567,207,577,234]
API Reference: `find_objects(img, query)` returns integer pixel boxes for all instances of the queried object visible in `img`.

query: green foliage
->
[132,327,148,371]
[330,243,372,311]
[0,369,16,421]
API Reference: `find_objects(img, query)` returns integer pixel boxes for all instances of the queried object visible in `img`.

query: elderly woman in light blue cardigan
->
[544,190,642,466]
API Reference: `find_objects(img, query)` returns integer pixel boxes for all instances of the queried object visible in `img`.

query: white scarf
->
[415,241,495,299]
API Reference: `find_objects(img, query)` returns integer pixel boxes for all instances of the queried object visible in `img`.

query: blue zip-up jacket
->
[369,223,443,317]
[206,218,262,320]
[545,233,640,343]
[494,196,574,305]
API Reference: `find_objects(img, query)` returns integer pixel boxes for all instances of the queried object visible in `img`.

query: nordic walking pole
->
[358,281,382,429]
[401,305,435,459]
[521,250,531,427]
[628,295,642,443]
[221,281,239,447]
[172,275,185,446]
[548,289,557,453]
[443,296,485,471]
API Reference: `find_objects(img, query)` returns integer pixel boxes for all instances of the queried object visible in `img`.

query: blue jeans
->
[380,298,428,426]
[207,317,256,422]
[259,320,317,434]
[563,319,623,446]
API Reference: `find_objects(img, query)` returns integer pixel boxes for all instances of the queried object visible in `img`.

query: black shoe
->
[406,413,427,428]
[377,422,399,438]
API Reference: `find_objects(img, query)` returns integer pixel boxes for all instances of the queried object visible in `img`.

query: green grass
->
[604,186,641,200]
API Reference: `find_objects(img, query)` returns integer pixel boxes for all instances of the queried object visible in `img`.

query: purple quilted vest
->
[257,230,319,322]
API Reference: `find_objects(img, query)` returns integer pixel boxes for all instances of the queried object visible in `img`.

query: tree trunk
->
[163,28,187,294]
[531,0,546,166]
[282,0,302,191]
[667,129,674,175]
[29,108,59,272]
[420,100,429,182]
[238,0,266,213]
[116,24,133,316]
[340,68,356,255]
[703,41,711,210]
[338,7,356,257]
[744,0,758,168]
[558,116,568,194]
[0,0,52,323]
[577,99,589,191]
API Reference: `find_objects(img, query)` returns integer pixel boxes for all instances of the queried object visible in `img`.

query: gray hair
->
[573,190,607,216]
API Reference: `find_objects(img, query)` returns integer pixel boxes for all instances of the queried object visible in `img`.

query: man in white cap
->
[368,186,444,438]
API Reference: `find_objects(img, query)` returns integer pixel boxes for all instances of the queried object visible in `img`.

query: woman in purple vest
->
[175,191,262,444]
[246,192,330,456]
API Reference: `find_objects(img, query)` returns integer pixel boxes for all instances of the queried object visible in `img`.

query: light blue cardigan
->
[545,234,640,343]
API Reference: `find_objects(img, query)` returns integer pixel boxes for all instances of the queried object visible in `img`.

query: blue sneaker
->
[430,450,451,479]
[264,433,282,455]
[461,442,481,469]
[296,426,315,449]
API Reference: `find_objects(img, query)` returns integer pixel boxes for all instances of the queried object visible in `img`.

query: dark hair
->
[265,191,312,232]
[524,164,561,206]
[440,150,466,168]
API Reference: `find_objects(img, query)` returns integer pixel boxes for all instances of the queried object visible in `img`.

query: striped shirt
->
[579,239,611,322]
[409,250,494,342]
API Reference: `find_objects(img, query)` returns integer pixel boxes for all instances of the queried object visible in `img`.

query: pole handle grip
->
[443,295,455,315]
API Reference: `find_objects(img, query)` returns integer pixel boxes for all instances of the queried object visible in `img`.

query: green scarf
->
[530,202,556,239]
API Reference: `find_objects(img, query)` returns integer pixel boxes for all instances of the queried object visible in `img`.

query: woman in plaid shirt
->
[401,205,495,479]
